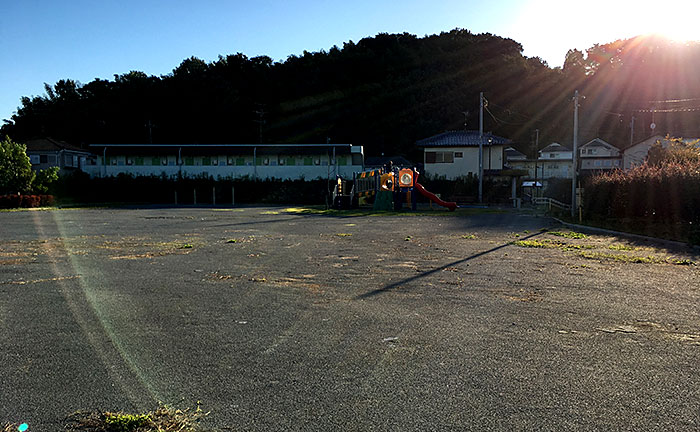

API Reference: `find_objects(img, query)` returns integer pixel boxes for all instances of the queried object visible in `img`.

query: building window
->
[550,153,556,158]
[425,151,455,163]
[40,155,48,164]
[454,152,463,158]
[30,155,40,164]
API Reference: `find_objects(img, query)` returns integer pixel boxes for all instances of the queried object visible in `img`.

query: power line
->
[484,105,530,126]
[646,97,700,104]
[635,107,700,113]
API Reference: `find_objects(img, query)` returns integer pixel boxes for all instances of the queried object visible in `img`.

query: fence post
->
[212,186,216,206]
[232,186,235,207]
[174,190,178,205]
[194,188,197,205]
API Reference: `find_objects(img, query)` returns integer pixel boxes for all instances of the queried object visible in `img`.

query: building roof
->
[540,142,571,153]
[25,137,87,153]
[581,138,619,150]
[504,147,527,160]
[416,130,511,147]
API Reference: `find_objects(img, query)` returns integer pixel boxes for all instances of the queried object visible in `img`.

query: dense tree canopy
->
[3,30,700,161]
[0,136,34,194]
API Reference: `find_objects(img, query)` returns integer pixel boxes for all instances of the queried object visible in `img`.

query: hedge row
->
[0,194,55,209]
[584,162,700,223]
[52,172,332,205]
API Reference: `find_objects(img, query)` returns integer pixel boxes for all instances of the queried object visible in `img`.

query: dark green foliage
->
[32,166,59,194]
[418,174,511,204]
[0,30,568,160]
[53,171,331,205]
[543,178,572,203]
[0,136,34,194]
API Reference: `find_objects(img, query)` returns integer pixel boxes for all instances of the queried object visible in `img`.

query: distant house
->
[623,135,700,169]
[579,138,622,173]
[538,143,572,179]
[24,138,96,173]
[505,147,537,178]
[415,130,510,180]
[84,143,364,180]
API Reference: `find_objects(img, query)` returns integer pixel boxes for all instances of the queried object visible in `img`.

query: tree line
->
[3,30,700,161]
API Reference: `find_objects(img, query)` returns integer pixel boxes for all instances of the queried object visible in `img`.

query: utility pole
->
[146,120,153,144]
[534,128,539,198]
[629,115,636,147]
[479,92,484,203]
[572,90,580,218]
[254,105,266,144]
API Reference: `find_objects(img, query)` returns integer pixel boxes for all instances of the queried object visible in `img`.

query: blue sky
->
[2,0,698,125]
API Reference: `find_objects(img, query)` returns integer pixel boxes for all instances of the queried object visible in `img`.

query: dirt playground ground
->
[2,206,700,431]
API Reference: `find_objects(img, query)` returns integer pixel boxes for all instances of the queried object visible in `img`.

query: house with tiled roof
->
[538,143,572,179]
[24,138,96,173]
[415,130,511,179]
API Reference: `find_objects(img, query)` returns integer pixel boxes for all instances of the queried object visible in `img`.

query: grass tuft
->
[579,251,665,264]
[608,244,635,251]
[105,412,151,431]
[512,239,592,251]
[549,231,588,239]
[461,234,477,239]
[64,405,209,431]
[179,243,194,249]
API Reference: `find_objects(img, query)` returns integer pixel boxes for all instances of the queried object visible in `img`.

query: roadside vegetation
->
[0,136,58,208]
[583,137,700,245]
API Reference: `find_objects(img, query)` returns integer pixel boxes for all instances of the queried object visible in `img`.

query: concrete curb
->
[551,217,700,252]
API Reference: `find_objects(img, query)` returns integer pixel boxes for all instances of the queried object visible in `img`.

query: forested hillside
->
[3,30,700,161]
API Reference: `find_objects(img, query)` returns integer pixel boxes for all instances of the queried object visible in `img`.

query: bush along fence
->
[0,194,55,209]
[583,161,700,243]
[52,172,333,205]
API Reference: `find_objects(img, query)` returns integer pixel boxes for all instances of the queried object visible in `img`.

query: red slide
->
[414,181,457,211]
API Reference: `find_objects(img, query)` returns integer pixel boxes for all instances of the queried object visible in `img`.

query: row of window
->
[29,154,92,167]
[425,151,463,164]
[103,155,355,167]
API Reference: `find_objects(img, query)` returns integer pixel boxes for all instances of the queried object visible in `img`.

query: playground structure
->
[332,166,457,211]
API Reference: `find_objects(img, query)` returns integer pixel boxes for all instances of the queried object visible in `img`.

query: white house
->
[25,138,97,173]
[416,130,510,180]
[579,138,622,173]
[623,135,700,169]
[505,147,537,178]
[538,143,572,179]
[84,143,364,180]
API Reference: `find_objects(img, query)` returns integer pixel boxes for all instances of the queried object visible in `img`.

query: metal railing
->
[532,197,571,211]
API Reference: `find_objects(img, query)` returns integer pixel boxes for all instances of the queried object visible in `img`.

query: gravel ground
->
[1,206,700,431]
